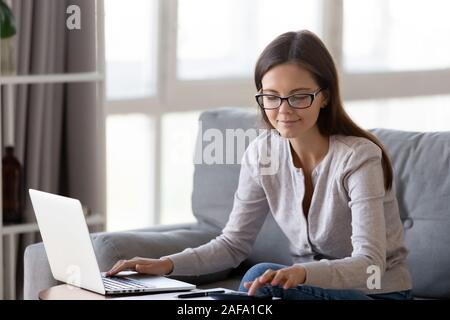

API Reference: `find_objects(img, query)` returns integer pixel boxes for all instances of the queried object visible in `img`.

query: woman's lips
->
[277,119,301,127]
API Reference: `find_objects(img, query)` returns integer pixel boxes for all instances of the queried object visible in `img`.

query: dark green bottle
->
[2,146,23,224]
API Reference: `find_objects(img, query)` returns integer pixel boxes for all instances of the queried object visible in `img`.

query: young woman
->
[107,30,413,300]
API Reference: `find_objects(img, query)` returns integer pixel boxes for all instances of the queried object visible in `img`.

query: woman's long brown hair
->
[254,30,393,191]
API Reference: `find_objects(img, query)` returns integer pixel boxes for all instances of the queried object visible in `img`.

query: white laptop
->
[29,189,196,295]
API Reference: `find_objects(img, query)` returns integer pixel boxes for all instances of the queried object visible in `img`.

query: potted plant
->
[0,0,17,75]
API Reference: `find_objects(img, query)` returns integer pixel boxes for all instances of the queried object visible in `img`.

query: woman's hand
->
[106,257,174,277]
[244,265,307,296]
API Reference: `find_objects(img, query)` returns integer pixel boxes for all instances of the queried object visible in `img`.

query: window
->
[106,114,155,231]
[177,0,321,79]
[343,0,450,72]
[345,95,450,132]
[104,1,450,231]
[160,111,202,224]
[105,0,160,231]
[105,0,158,99]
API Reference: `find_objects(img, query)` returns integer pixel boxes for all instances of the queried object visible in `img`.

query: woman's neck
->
[289,128,329,171]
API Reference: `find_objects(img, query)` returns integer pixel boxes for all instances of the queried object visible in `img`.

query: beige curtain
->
[2,0,105,299]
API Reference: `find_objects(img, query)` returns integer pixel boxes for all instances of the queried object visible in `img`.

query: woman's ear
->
[322,89,330,107]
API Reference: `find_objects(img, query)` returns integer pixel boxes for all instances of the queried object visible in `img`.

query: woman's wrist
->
[293,264,307,284]
[299,265,307,284]
[160,257,174,275]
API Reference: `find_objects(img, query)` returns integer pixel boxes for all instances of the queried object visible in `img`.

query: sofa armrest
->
[24,242,59,300]
[125,222,199,233]
[94,227,219,266]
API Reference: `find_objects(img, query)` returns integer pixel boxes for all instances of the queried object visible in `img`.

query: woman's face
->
[260,63,328,139]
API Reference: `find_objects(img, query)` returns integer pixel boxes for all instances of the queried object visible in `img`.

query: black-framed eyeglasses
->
[255,87,325,110]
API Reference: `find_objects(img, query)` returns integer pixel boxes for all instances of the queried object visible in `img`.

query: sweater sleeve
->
[301,142,387,290]
[163,141,270,276]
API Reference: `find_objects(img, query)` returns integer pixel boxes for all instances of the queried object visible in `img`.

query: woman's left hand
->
[244,265,307,296]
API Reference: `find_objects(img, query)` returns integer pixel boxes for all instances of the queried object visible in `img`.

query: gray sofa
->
[24,107,450,300]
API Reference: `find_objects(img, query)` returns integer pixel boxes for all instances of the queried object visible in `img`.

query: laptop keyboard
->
[102,276,155,292]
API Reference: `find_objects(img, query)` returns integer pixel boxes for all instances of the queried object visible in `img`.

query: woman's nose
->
[278,99,292,113]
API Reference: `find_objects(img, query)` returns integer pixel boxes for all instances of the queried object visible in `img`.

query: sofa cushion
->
[369,129,450,299]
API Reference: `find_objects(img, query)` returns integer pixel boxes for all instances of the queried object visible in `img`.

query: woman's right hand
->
[105,257,174,277]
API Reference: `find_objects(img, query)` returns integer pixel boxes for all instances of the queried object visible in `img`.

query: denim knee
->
[239,262,287,292]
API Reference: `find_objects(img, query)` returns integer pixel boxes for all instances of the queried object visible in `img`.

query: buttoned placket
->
[296,169,313,253]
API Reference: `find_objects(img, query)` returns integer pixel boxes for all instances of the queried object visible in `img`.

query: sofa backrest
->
[192,107,450,298]
[369,128,450,299]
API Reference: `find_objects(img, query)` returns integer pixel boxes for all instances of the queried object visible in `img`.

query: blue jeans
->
[238,263,413,300]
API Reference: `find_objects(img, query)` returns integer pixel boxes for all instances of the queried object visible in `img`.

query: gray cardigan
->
[165,131,412,294]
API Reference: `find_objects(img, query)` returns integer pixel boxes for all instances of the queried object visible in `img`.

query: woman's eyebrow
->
[262,87,314,94]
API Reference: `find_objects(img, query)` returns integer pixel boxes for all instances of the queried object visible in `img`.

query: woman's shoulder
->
[332,134,383,170]
[333,134,382,156]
